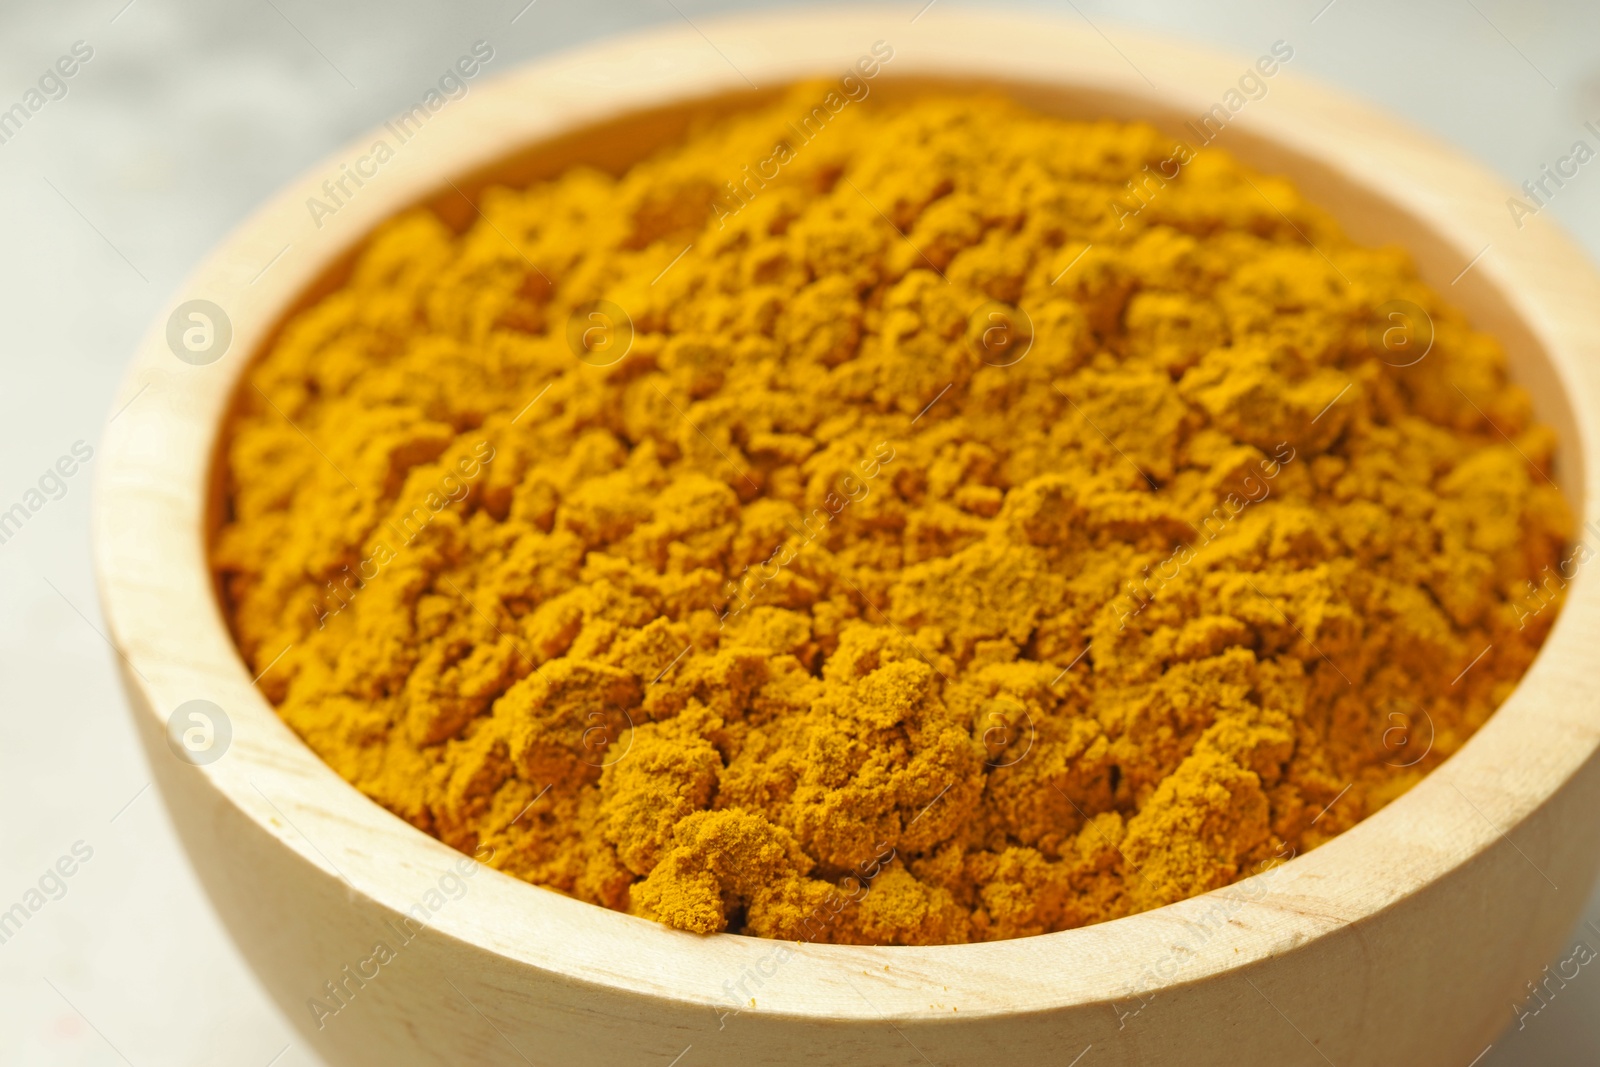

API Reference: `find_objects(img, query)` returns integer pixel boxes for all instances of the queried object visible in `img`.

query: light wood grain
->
[93,8,1600,1066]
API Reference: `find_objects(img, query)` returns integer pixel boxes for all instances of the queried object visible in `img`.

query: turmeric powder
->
[213,88,1571,945]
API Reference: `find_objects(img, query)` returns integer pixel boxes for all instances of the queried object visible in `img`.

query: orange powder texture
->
[213,89,1570,944]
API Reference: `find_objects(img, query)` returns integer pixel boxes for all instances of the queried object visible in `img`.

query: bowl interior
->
[209,66,1586,904]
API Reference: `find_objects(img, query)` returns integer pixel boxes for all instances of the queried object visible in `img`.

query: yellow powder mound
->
[213,88,1570,945]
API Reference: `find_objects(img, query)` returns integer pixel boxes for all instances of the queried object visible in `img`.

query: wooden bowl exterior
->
[94,9,1600,1065]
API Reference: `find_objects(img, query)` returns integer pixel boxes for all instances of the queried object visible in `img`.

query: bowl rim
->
[92,4,1600,1021]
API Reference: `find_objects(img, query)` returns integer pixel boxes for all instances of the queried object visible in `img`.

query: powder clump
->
[213,88,1570,945]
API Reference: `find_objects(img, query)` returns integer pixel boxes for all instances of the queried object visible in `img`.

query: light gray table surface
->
[3,0,1599,1063]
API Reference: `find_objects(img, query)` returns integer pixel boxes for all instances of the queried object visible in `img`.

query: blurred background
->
[3,0,1599,1063]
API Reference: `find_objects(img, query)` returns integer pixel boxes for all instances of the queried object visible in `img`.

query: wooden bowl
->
[93,8,1600,1066]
